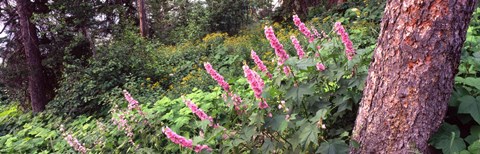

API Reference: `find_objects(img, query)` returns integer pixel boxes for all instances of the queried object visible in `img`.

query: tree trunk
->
[137,0,148,37]
[16,0,49,113]
[351,0,477,153]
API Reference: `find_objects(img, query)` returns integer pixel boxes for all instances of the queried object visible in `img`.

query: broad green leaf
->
[458,96,480,124]
[468,140,480,154]
[249,112,264,125]
[299,123,320,147]
[456,77,480,90]
[286,84,314,103]
[241,126,256,141]
[465,126,480,144]
[261,138,275,153]
[430,123,466,154]
[295,58,316,70]
[265,115,288,132]
[192,136,205,145]
[317,139,349,154]
[310,109,329,122]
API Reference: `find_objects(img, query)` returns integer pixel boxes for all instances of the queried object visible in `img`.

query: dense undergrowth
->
[1,3,479,154]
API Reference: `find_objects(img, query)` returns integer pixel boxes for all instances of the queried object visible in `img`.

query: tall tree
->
[16,0,49,112]
[351,0,477,153]
[137,0,148,37]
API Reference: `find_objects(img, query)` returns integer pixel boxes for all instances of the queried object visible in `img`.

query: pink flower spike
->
[334,22,355,60]
[184,99,214,125]
[290,36,305,59]
[163,126,211,153]
[292,15,314,43]
[316,63,326,71]
[162,126,193,149]
[63,134,87,154]
[251,50,272,79]
[243,64,265,99]
[204,62,230,92]
[123,90,139,110]
[264,26,289,65]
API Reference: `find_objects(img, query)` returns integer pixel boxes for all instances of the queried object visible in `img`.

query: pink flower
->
[204,62,230,92]
[123,90,147,122]
[316,63,326,71]
[231,93,243,112]
[290,36,305,59]
[258,100,269,109]
[283,66,291,76]
[60,125,87,154]
[111,108,137,148]
[194,144,212,153]
[184,99,214,125]
[243,64,265,99]
[64,134,87,154]
[251,50,272,79]
[123,90,139,110]
[163,127,212,153]
[311,26,321,38]
[264,26,289,65]
[293,15,314,43]
[334,22,355,60]
[162,126,193,148]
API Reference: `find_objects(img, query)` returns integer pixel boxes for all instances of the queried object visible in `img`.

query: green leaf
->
[468,140,480,154]
[261,138,275,153]
[265,115,289,132]
[286,84,314,103]
[317,139,349,154]
[458,96,480,124]
[192,136,205,145]
[241,126,256,140]
[310,109,329,122]
[430,123,466,154]
[249,112,264,125]
[299,123,320,147]
[295,58,316,70]
[456,77,480,90]
[465,126,480,145]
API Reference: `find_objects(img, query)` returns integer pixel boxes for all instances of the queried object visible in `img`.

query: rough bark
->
[137,0,148,37]
[16,0,49,113]
[351,0,477,153]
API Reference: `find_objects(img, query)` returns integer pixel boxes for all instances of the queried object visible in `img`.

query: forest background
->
[0,0,479,153]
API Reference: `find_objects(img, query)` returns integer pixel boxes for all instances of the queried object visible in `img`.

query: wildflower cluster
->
[334,22,355,60]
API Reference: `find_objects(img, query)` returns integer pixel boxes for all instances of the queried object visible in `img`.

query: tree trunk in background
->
[137,0,148,37]
[16,0,49,113]
[351,0,477,153]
